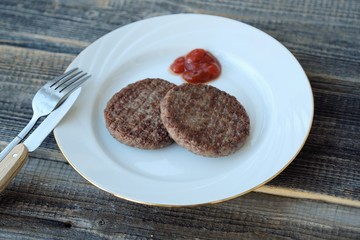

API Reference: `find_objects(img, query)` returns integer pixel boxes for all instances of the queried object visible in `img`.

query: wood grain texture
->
[0,144,28,192]
[0,0,359,239]
[1,157,359,239]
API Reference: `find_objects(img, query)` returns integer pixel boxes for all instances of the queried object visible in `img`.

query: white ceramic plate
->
[54,14,313,206]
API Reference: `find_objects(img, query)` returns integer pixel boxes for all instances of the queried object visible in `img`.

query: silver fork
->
[0,68,90,160]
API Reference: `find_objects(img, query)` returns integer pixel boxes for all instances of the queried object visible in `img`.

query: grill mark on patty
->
[126,82,171,145]
[108,84,147,129]
[124,83,161,138]
[104,78,176,149]
[210,95,229,150]
[124,82,154,125]
[160,83,250,157]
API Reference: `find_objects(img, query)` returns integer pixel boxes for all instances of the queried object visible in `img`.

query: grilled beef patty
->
[160,84,250,157]
[104,78,176,149]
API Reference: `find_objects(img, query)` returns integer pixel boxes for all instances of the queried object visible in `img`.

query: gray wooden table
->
[1,0,359,239]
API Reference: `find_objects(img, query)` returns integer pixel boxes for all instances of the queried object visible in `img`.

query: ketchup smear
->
[170,49,221,84]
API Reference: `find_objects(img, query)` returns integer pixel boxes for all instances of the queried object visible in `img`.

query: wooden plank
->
[0,45,76,147]
[0,0,359,83]
[0,31,88,55]
[0,157,359,239]
[268,75,360,200]
[0,0,359,238]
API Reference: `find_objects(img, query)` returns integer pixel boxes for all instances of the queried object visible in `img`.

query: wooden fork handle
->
[0,143,28,192]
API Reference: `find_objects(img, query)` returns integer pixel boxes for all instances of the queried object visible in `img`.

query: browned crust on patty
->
[104,78,176,149]
[160,84,250,157]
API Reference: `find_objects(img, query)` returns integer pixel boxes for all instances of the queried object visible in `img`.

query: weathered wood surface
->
[0,0,359,239]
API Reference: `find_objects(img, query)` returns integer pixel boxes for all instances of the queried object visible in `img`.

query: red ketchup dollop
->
[170,48,221,84]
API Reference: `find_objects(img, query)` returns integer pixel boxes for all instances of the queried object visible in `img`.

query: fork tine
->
[59,73,91,96]
[45,68,79,87]
[53,70,83,90]
[58,72,87,92]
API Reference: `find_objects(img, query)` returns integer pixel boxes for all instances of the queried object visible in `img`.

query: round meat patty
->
[104,78,176,149]
[160,84,250,157]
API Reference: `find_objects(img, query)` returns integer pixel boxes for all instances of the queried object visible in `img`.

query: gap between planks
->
[1,140,359,208]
